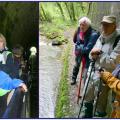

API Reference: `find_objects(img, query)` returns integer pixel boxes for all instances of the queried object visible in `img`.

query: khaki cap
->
[101,15,116,24]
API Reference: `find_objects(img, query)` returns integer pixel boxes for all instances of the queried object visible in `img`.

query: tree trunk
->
[71,3,76,21]
[65,2,72,20]
[56,2,65,20]
[87,2,92,15]
[80,2,85,12]
[39,9,44,21]
[40,4,48,21]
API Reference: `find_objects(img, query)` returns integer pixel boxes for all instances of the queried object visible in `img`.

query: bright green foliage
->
[40,2,89,44]
[40,2,89,117]
[55,42,71,118]
[40,2,89,22]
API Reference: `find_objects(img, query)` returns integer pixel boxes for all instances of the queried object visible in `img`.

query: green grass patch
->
[55,42,72,118]
[40,20,76,44]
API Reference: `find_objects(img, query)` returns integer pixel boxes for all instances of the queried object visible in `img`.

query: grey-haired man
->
[81,15,120,118]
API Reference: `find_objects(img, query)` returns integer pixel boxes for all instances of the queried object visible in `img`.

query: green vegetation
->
[39,2,90,117]
[55,42,71,118]
[39,2,90,44]
[39,21,72,43]
[40,2,120,118]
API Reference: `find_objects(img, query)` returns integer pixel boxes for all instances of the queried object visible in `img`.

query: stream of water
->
[39,36,62,118]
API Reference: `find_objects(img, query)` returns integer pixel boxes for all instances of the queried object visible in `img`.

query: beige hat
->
[101,15,116,24]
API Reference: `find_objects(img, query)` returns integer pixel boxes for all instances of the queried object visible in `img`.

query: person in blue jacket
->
[0,34,27,118]
[71,17,100,85]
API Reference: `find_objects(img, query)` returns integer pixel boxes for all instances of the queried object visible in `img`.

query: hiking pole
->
[77,64,84,104]
[77,57,85,104]
[24,92,28,118]
[93,67,104,117]
[78,59,95,118]
[93,79,102,117]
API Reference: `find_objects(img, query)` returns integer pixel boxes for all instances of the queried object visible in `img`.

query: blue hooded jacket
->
[0,71,23,96]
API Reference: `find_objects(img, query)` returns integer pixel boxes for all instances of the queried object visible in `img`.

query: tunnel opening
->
[0,2,39,118]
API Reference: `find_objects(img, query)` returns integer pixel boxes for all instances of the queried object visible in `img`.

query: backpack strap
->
[113,35,120,49]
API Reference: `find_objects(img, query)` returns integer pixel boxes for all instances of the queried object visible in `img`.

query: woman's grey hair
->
[78,17,91,26]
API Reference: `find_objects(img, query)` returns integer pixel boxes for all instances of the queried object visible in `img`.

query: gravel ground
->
[64,28,83,118]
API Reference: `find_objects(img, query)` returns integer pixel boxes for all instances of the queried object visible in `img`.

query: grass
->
[40,19,76,44]
[55,42,72,118]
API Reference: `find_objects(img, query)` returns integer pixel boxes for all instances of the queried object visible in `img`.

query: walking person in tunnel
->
[12,44,28,83]
[0,33,27,118]
[81,15,120,118]
[29,46,39,117]
[71,17,99,85]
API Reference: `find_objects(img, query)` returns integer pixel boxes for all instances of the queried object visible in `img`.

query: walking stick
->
[78,59,95,118]
[24,92,27,117]
[93,67,104,117]
[77,60,85,104]
[93,79,102,117]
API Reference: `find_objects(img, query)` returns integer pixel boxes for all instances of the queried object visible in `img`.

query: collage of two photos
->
[40,1,120,119]
[1,1,120,119]
[0,2,39,119]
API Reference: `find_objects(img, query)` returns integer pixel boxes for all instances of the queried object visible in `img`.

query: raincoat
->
[101,71,120,118]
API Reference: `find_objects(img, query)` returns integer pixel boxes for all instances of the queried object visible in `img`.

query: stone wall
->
[88,2,120,31]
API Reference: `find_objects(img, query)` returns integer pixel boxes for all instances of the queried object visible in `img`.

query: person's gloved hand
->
[99,68,108,84]
[77,44,84,51]
[76,44,83,49]
[100,72,107,84]
[75,44,84,56]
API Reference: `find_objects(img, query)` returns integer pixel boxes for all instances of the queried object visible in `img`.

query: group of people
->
[71,15,120,118]
[0,34,27,118]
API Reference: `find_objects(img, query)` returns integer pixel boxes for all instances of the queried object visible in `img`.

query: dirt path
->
[63,28,111,118]
[63,28,83,118]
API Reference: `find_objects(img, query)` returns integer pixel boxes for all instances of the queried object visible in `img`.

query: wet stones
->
[52,40,62,46]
